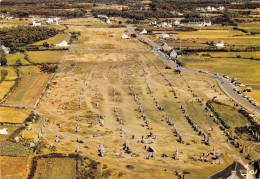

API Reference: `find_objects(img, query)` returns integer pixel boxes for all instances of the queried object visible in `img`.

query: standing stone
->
[15,137,20,143]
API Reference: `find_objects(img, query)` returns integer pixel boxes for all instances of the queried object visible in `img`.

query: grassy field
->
[27,51,66,63]
[33,33,70,46]
[0,140,32,156]
[34,158,77,179]
[17,17,258,179]
[1,16,259,179]
[6,53,30,65]
[0,156,30,178]
[5,66,51,109]
[0,66,17,81]
[180,54,260,103]
[211,102,249,128]
[0,108,28,123]
[0,81,15,100]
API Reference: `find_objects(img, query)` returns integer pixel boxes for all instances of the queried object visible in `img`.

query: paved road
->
[127,25,260,117]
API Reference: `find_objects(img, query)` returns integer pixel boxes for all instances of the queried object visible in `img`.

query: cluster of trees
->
[0,69,8,82]
[0,50,7,66]
[92,9,175,20]
[0,26,58,51]
[40,64,58,73]
[0,7,86,18]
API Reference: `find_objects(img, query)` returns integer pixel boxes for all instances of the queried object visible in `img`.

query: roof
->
[209,161,247,179]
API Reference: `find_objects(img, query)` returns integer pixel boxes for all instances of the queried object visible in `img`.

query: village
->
[0,0,260,179]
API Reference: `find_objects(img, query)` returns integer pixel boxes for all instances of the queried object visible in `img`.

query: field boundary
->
[27,153,81,179]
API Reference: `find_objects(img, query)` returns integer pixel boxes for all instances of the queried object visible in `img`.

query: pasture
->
[0,108,28,123]
[32,33,70,46]
[6,53,30,65]
[5,66,52,109]
[0,156,30,179]
[27,51,66,63]
[180,54,260,103]
[34,158,77,179]
[0,81,15,100]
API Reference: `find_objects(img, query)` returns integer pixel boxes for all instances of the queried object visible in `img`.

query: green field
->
[211,102,249,128]
[0,66,17,81]
[27,51,66,63]
[34,158,77,179]
[33,33,70,46]
[0,108,28,123]
[5,66,51,109]
[6,53,30,65]
[0,81,15,100]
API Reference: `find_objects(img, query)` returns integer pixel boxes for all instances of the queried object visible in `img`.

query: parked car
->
[234,82,241,86]
[237,91,242,94]
[233,88,238,92]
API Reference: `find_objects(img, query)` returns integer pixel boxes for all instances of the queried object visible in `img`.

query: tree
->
[0,50,7,66]
[15,59,22,66]
[43,42,50,48]
[1,69,8,82]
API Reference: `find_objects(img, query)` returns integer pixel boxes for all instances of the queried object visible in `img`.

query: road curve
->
[126,25,260,116]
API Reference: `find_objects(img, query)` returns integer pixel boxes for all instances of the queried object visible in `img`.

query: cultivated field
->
[0,108,28,123]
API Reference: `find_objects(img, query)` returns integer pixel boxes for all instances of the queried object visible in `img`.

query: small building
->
[161,43,172,52]
[168,49,178,59]
[173,20,180,25]
[32,20,41,26]
[140,29,147,34]
[188,20,211,27]
[215,40,225,47]
[121,33,129,39]
[46,18,54,24]
[56,40,69,47]
[209,160,247,179]
[1,45,10,54]
[106,19,111,24]
[0,128,8,135]
[159,33,170,40]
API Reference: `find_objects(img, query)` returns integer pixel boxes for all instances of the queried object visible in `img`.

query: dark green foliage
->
[14,59,22,66]
[1,69,8,81]
[40,64,58,73]
[0,49,7,66]
[0,26,58,51]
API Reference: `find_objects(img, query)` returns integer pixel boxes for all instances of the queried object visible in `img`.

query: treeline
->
[92,9,174,20]
[0,26,58,51]
[0,7,86,18]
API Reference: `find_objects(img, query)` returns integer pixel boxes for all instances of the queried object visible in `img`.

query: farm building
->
[161,43,172,52]
[140,29,147,34]
[56,40,69,47]
[215,40,225,47]
[121,33,129,39]
[32,20,41,26]
[106,19,111,24]
[1,45,10,54]
[209,160,247,179]
[159,33,170,40]
[0,128,8,134]
[168,49,178,59]
[188,21,211,27]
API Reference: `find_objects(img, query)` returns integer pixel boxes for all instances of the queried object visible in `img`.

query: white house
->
[56,40,69,47]
[218,6,225,10]
[106,19,111,24]
[173,20,180,25]
[0,128,8,135]
[121,33,129,39]
[1,45,9,54]
[215,40,225,47]
[140,29,147,34]
[188,20,211,27]
[33,20,41,26]
[159,33,170,40]
[46,18,54,24]
[168,49,178,59]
